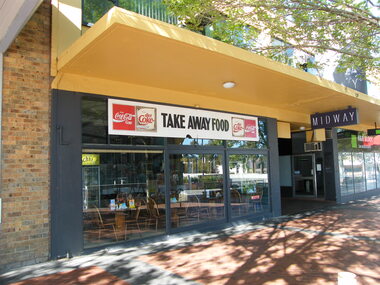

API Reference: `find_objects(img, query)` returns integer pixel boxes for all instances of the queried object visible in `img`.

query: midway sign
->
[311,107,359,129]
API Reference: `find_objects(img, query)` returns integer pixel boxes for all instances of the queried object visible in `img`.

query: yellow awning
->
[52,7,380,131]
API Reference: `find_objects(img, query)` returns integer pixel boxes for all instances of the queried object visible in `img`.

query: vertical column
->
[267,118,281,217]
[51,90,82,258]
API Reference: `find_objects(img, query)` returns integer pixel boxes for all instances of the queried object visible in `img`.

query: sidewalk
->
[1,196,379,285]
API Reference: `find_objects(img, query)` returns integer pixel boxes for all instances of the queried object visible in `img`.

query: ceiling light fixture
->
[223,81,236,89]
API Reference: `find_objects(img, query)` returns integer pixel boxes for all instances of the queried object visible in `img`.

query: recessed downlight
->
[223,81,236,89]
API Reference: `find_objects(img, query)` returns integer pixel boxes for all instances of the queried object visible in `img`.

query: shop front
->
[49,6,379,259]
[51,92,280,257]
[337,129,380,203]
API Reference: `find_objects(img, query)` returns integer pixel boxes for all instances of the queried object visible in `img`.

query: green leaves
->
[164,0,380,83]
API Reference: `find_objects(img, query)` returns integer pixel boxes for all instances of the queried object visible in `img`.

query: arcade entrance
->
[278,131,337,215]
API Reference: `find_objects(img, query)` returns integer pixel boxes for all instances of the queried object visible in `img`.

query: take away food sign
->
[108,99,259,141]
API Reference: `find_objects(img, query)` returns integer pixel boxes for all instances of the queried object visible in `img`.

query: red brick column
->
[0,0,51,270]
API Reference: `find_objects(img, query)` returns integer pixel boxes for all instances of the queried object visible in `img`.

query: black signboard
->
[368,129,380,136]
[311,107,358,129]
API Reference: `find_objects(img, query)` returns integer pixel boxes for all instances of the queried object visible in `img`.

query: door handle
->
[57,126,69,145]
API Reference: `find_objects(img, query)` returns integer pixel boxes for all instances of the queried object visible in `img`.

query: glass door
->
[169,152,225,229]
[228,153,269,217]
[292,154,317,197]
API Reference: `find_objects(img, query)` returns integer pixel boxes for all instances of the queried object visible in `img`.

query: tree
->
[163,0,380,83]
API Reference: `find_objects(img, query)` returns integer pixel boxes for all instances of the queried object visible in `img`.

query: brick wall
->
[0,0,51,270]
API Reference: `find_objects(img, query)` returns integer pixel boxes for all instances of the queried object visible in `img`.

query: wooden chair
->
[124,200,143,238]
[146,197,161,231]
[186,195,210,222]
[252,187,264,212]
[94,207,118,241]
[231,189,250,216]
[231,189,242,216]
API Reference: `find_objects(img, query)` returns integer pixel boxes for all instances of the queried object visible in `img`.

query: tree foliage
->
[163,0,380,82]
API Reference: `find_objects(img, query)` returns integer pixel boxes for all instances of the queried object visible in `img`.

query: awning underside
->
[53,7,380,131]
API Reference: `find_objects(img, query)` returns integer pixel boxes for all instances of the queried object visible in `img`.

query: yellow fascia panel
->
[53,6,379,132]
[306,130,313,143]
[56,7,375,105]
[314,129,326,141]
[52,72,311,124]
[305,129,326,142]
[277,122,291,139]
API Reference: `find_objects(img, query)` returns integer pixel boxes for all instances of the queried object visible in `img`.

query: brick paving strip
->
[7,266,129,285]
[1,197,379,285]
[139,199,380,285]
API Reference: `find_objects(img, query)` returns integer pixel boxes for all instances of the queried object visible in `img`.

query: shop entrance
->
[278,132,337,216]
[292,154,317,197]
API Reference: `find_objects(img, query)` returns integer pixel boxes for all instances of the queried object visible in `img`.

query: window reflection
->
[167,137,224,146]
[169,154,224,228]
[82,97,107,144]
[82,150,165,248]
[339,152,354,196]
[364,153,376,190]
[352,153,365,193]
[376,153,380,189]
[229,154,269,217]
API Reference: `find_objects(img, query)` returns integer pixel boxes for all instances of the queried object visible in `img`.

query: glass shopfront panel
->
[339,152,354,196]
[81,96,271,247]
[337,129,380,196]
[82,150,165,248]
[352,152,365,193]
[364,153,376,190]
[169,153,225,228]
[376,153,380,188]
[229,154,269,217]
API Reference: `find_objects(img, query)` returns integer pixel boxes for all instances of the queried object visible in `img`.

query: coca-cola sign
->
[112,104,136,131]
[108,99,259,141]
[112,104,157,132]
[232,118,245,137]
[136,107,156,131]
[244,119,257,138]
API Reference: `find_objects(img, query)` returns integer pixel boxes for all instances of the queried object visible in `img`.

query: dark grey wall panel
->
[291,132,306,154]
[268,118,281,217]
[51,90,82,258]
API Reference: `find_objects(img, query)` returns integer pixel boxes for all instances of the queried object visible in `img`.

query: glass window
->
[338,152,354,196]
[167,137,224,146]
[229,154,269,217]
[82,96,108,144]
[169,153,225,228]
[352,152,365,193]
[364,153,376,190]
[82,150,165,248]
[82,97,164,146]
[110,135,164,145]
[376,153,380,189]
[83,0,114,26]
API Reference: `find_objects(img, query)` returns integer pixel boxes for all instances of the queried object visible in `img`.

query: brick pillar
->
[0,0,51,270]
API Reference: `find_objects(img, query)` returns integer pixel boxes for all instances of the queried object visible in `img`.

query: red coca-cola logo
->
[233,123,243,133]
[244,119,257,138]
[114,112,134,124]
[112,104,136,131]
[245,125,255,133]
[138,113,154,125]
